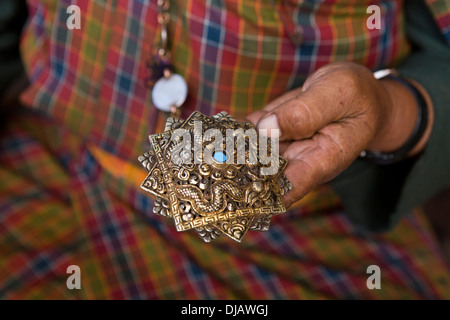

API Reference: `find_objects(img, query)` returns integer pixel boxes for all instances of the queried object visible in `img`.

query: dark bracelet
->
[359,69,429,165]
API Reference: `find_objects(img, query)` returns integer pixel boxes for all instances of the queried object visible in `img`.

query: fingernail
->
[257,114,281,138]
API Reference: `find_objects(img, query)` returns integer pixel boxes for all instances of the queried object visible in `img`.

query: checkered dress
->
[1,0,449,299]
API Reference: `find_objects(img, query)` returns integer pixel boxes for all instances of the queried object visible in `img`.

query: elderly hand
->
[247,61,433,208]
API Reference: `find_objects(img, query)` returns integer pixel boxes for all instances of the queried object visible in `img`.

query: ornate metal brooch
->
[138,112,292,242]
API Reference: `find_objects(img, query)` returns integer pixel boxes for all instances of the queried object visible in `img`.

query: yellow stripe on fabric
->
[88,144,147,187]
[247,0,263,111]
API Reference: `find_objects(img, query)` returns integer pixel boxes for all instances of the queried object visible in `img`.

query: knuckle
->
[278,103,303,134]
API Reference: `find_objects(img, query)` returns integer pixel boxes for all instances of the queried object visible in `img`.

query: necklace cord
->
[157,0,171,60]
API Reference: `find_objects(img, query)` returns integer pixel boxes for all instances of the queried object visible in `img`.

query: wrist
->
[368,77,418,152]
[367,73,433,158]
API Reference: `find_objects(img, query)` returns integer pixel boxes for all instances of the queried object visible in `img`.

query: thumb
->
[256,86,344,141]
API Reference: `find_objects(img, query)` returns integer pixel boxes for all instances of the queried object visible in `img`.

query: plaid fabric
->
[1,0,449,299]
[426,0,450,43]
[20,0,415,160]
[1,110,449,299]
[18,0,450,160]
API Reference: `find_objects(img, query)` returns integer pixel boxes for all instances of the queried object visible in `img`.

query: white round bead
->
[151,73,188,112]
